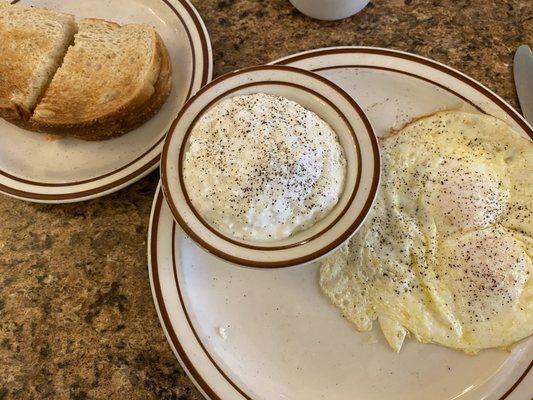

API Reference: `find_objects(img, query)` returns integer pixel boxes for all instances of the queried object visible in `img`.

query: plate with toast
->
[0,0,212,202]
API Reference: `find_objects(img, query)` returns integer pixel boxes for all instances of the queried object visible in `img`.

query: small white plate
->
[148,47,532,400]
[0,0,212,203]
[161,65,379,267]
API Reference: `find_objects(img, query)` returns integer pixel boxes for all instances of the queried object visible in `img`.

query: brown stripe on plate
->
[0,155,159,200]
[274,47,533,139]
[150,191,255,398]
[150,192,224,400]
[499,361,532,400]
[312,65,484,113]
[0,0,211,200]
[0,136,165,187]
[164,0,211,89]
[171,223,254,400]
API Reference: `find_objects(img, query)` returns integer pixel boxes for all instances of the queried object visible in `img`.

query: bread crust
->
[0,99,28,121]
[101,34,172,139]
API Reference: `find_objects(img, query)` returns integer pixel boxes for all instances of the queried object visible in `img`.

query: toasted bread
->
[103,34,173,139]
[42,34,173,141]
[30,18,166,139]
[0,2,76,121]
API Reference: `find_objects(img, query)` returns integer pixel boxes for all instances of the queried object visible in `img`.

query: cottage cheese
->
[183,93,346,242]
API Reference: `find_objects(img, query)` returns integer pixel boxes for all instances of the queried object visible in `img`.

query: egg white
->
[320,111,533,353]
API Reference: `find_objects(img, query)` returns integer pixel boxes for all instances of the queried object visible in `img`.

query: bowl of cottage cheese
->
[161,65,379,267]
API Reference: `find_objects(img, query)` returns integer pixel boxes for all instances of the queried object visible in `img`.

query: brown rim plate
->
[0,0,212,203]
[148,47,532,400]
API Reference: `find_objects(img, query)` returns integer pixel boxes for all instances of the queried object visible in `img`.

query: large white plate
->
[0,0,212,203]
[148,47,533,400]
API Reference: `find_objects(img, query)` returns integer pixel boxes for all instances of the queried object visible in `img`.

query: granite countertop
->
[0,0,531,399]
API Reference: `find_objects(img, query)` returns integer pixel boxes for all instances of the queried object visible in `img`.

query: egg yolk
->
[424,159,508,233]
[441,227,528,327]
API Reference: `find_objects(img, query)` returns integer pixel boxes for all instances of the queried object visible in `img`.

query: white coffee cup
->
[290,0,370,20]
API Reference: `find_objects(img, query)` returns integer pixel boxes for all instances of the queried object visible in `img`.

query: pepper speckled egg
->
[320,111,532,354]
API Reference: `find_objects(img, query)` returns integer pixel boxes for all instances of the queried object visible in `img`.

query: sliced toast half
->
[31,18,171,140]
[0,2,76,121]
[87,33,172,141]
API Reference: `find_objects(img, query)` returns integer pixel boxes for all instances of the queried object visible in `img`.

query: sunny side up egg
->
[320,111,533,354]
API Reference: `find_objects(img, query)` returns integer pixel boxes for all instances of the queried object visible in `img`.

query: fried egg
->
[320,111,533,354]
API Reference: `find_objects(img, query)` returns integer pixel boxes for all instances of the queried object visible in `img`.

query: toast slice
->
[93,34,172,141]
[0,2,76,121]
[41,34,173,141]
[31,18,166,139]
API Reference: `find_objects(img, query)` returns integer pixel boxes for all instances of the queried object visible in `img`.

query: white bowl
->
[289,0,370,20]
[161,65,380,267]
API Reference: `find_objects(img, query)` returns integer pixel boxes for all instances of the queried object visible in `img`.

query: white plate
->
[148,47,533,400]
[0,0,212,203]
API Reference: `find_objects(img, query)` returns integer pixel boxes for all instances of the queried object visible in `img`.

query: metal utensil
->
[513,45,533,124]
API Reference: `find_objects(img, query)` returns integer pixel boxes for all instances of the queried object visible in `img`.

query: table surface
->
[1,0,532,399]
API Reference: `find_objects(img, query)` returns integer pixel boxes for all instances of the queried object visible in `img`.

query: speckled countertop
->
[0,0,531,399]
